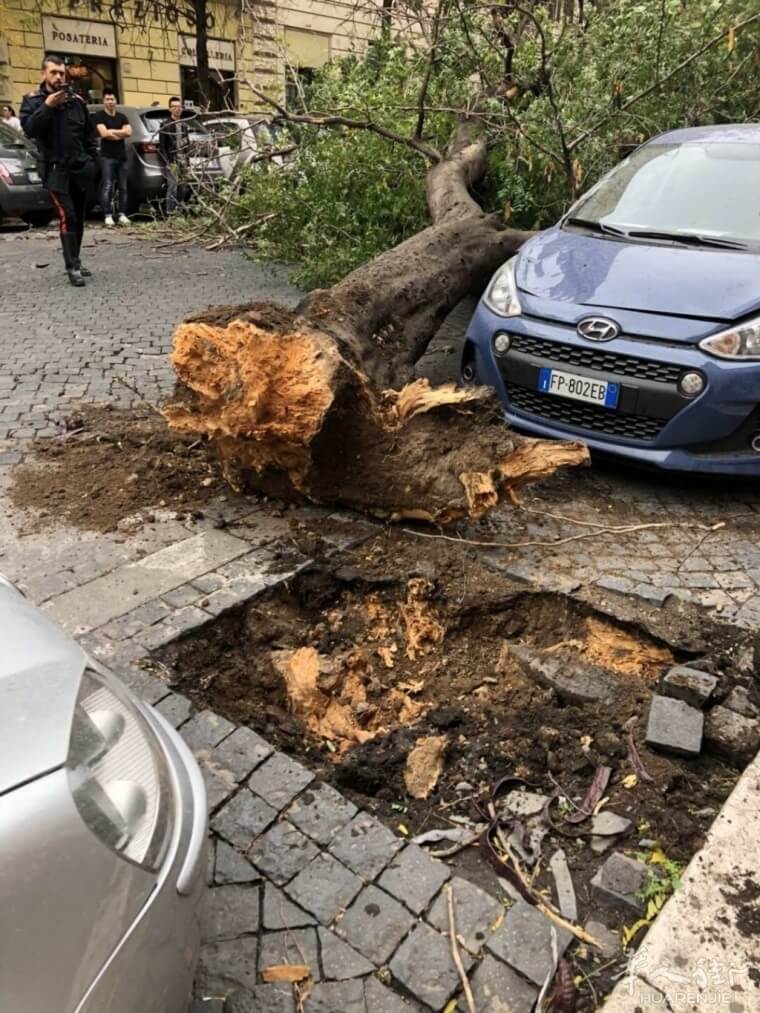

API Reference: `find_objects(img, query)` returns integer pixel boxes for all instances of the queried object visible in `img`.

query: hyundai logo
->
[577,317,620,342]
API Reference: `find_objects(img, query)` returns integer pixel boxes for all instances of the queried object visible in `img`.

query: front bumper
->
[464,301,760,476]
[76,704,207,1013]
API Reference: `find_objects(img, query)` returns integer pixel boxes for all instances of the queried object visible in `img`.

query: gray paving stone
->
[284,852,363,925]
[259,928,321,983]
[304,980,365,1012]
[595,575,634,594]
[318,927,374,980]
[459,953,538,1012]
[704,705,760,765]
[336,884,415,966]
[584,920,620,958]
[193,572,226,593]
[162,583,202,608]
[662,665,718,708]
[590,852,649,914]
[250,820,320,885]
[510,644,616,703]
[724,685,760,718]
[100,612,146,640]
[364,977,422,1012]
[250,752,314,812]
[214,839,261,885]
[236,985,295,1013]
[212,789,279,848]
[486,900,572,987]
[390,922,473,1010]
[181,708,236,754]
[189,1000,226,1013]
[130,598,172,625]
[202,884,260,942]
[262,883,317,930]
[154,691,193,728]
[201,764,238,811]
[328,812,403,880]
[212,725,274,782]
[645,694,704,756]
[287,782,358,846]
[115,664,169,705]
[197,936,259,994]
[427,877,503,955]
[378,843,450,915]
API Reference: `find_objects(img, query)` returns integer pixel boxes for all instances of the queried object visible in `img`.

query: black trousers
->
[47,167,91,269]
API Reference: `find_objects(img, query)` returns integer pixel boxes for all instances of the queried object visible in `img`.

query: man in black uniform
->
[20,54,97,286]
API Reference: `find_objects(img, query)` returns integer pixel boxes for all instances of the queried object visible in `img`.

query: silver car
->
[0,574,207,1012]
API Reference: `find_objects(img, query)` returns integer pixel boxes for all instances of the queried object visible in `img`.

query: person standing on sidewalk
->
[158,97,190,216]
[93,90,132,226]
[20,54,97,287]
[2,105,21,131]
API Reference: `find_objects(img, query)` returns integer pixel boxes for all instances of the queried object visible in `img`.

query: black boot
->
[62,235,85,286]
[74,259,92,278]
[73,230,91,277]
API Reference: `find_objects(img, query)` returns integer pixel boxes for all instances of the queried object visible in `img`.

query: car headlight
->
[699,317,760,360]
[483,257,522,317]
[67,669,173,871]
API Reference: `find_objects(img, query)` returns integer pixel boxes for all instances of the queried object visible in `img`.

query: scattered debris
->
[724,685,760,719]
[645,695,704,756]
[583,920,619,958]
[446,884,476,1013]
[550,849,578,921]
[661,665,718,708]
[546,958,577,1013]
[412,827,481,847]
[509,645,616,704]
[590,812,633,854]
[261,964,310,983]
[624,716,654,783]
[590,852,649,914]
[704,706,760,766]
[565,766,611,824]
[400,578,445,660]
[499,790,549,820]
[404,735,448,799]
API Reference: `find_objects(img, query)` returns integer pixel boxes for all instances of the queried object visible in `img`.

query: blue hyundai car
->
[463,124,760,475]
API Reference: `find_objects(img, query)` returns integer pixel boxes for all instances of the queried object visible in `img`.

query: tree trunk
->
[193,0,211,109]
[163,125,588,524]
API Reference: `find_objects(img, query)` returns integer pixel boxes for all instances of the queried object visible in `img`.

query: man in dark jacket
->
[158,96,190,215]
[20,54,97,286]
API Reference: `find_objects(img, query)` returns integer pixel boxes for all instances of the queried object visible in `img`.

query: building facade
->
[0,0,376,113]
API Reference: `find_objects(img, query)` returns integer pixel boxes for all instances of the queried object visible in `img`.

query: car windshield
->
[569,140,760,247]
[0,122,27,148]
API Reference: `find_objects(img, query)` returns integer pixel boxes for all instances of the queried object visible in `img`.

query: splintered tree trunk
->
[163,125,588,524]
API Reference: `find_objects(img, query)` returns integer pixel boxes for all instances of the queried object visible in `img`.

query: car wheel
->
[22,210,55,228]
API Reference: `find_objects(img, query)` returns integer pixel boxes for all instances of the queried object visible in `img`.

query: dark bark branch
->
[414,0,448,140]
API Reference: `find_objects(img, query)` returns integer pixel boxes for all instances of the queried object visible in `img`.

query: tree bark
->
[163,125,588,524]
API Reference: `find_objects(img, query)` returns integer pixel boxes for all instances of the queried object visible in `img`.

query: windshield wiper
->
[625,229,747,250]
[564,217,629,237]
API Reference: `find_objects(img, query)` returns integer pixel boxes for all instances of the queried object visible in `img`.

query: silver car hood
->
[0,582,85,794]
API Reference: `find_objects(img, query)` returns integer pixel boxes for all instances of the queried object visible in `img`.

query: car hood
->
[517,227,760,322]
[0,581,84,794]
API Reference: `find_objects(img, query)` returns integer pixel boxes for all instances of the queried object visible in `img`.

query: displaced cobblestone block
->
[328,812,403,880]
[261,883,317,930]
[232,985,294,1013]
[590,852,649,914]
[286,782,358,846]
[250,752,314,812]
[259,928,321,982]
[704,705,760,765]
[214,840,260,885]
[390,921,474,1010]
[724,685,760,719]
[197,936,259,994]
[336,884,415,965]
[250,820,319,886]
[646,695,703,756]
[427,877,503,954]
[662,666,717,708]
[181,708,236,754]
[460,953,538,1013]
[305,980,366,1012]
[154,691,192,728]
[365,977,422,1011]
[211,789,279,848]
[318,927,375,980]
[510,644,616,703]
[202,884,260,942]
[213,726,273,782]
[378,843,450,914]
[584,920,620,958]
[486,900,572,986]
[284,852,363,925]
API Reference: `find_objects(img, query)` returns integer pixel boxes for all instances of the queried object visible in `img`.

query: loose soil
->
[10,406,231,533]
[157,530,753,1009]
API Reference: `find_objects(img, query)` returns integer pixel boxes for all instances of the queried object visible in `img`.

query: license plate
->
[27,170,40,183]
[538,367,619,409]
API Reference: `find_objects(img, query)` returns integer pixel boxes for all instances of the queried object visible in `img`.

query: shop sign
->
[179,34,235,71]
[43,16,117,57]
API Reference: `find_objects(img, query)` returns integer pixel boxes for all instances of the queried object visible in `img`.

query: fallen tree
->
[163,122,588,524]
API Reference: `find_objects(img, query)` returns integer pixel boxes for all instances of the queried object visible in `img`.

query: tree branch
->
[414,0,448,140]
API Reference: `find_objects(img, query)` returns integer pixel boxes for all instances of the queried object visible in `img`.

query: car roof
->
[649,123,760,145]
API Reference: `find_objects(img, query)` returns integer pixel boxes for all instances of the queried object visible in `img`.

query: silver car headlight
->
[699,316,760,360]
[483,257,522,317]
[67,670,173,872]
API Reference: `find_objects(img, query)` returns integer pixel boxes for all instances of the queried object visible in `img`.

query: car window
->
[0,122,27,147]
[572,141,760,245]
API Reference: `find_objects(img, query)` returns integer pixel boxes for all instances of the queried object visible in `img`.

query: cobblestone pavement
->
[2,231,759,1012]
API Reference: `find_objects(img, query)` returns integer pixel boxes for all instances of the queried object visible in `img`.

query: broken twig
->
[447,884,476,1013]
[624,716,654,783]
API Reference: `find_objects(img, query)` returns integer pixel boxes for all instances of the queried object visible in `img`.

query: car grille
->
[509,387,665,441]
[511,333,682,384]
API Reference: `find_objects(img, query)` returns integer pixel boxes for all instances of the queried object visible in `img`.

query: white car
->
[0,574,207,1012]
[200,114,291,178]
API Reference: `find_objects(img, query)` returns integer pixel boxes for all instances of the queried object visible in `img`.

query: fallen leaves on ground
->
[404,734,448,798]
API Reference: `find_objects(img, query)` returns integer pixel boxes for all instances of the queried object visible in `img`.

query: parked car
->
[87,105,224,215]
[0,121,53,227]
[0,573,207,1012]
[464,123,760,476]
[198,113,293,178]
